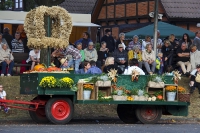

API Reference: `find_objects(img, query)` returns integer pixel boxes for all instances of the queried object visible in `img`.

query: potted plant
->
[165,85,177,101]
[178,86,190,102]
[83,84,94,100]
[112,86,128,101]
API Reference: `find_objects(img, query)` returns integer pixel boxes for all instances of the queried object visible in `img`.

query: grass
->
[0,76,198,120]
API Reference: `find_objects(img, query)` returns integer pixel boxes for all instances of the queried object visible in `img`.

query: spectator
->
[190,45,200,71]
[11,32,24,53]
[84,42,98,62]
[151,30,163,53]
[127,35,141,51]
[64,45,82,72]
[75,32,92,50]
[87,60,102,74]
[142,44,156,74]
[161,40,173,71]
[142,35,151,51]
[189,64,200,94]
[176,42,191,76]
[76,61,91,74]
[103,57,123,74]
[179,33,192,49]
[51,48,66,67]
[128,46,142,68]
[0,44,14,76]
[2,28,13,50]
[0,33,9,50]
[26,48,40,70]
[124,58,145,75]
[113,43,128,71]
[97,41,109,67]
[156,52,164,75]
[22,37,30,53]
[75,42,85,62]
[100,29,115,53]
[116,33,126,50]
[60,58,69,69]
[193,31,200,51]
[0,85,9,113]
[165,65,173,76]
[169,34,179,50]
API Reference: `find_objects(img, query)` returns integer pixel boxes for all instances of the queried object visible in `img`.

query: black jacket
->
[101,35,115,52]
[103,64,123,74]
[113,49,128,64]
[3,32,13,50]
[97,50,109,64]
[161,45,173,58]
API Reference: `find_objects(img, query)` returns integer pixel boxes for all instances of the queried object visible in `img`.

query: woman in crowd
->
[142,44,156,74]
[103,57,123,74]
[75,32,92,50]
[161,40,173,71]
[97,41,109,67]
[128,46,142,68]
[116,33,126,50]
[84,42,98,63]
[0,44,14,76]
[26,48,40,70]
[189,64,200,94]
[142,35,151,51]
[190,45,200,71]
[179,33,192,49]
[127,35,141,51]
[51,48,66,67]
[76,61,91,74]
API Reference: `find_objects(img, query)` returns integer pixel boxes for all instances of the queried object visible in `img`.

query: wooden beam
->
[98,15,151,21]
[91,0,105,23]
[103,0,154,6]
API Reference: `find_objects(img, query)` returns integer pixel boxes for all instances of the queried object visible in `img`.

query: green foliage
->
[130,89,138,95]
[98,91,112,102]
[148,74,165,83]
[95,43,100,51]
[0,0,13,10]
[70,84,78,92]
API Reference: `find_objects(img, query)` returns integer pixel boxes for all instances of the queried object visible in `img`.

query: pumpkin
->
[157,95,163,100]
[34,64,46,71]
[47,66,61,72]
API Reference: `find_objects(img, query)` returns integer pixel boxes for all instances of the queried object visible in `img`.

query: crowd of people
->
[1,27,200,94]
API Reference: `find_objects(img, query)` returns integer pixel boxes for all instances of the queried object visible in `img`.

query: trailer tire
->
[136,105,162,124]
[29,105,49,124]
[45,98,73,125]
[117,104,138,124]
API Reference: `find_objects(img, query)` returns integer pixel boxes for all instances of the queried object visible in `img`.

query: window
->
[15,0,23,9]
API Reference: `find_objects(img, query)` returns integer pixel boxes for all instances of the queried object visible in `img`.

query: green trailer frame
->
[19,73,189,125]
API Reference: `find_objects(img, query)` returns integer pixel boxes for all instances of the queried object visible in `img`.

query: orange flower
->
[165,86,177,92]
[83,84,94,90]
[178,86,186,93]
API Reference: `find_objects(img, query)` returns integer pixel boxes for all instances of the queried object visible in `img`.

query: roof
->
[59,0,97,14]
[125,22,195,39]
[161,0,200,18]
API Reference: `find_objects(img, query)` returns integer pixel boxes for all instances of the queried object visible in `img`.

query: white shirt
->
[151,38,163,53]
[142,41,150,51]
[124,66,145,75]
[0,90,6,99]
[190,69,197,76]
[26,50,40,63]
[122,42,126,50]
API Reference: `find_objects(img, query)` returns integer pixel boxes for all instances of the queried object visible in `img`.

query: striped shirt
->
[11,39,24,53]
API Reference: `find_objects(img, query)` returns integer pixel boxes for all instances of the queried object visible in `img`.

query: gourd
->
[152,96,156,101]
[34,64,46,71]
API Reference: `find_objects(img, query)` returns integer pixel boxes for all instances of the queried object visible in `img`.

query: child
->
[26,48,40,70]
[87,60,102,74]
[60,58,69,69]
[0,85,9,113]
[156,52,164,75]
[165,65,173,75]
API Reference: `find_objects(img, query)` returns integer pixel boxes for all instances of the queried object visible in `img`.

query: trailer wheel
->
[45,98,73,125]
[29,105,49,124]
[136,105,162,124]
[117,104,138,124]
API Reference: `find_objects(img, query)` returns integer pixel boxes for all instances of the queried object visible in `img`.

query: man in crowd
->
[176,42,191,76]
[11,32,24,53]
[193,31,200,51]
[2,28,13,50]
[100,29,115,54]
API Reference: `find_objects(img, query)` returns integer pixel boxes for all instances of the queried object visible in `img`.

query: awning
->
[0,11,100,27]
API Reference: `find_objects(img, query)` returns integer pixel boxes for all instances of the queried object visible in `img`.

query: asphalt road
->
[0,119,200,133]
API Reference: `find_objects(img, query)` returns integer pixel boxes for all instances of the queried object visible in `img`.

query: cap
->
[105,29,111,33]
[88,42,94,45]
[196,64,200,68]
[60,58,67,65]
[75,41,82,46]
[118,44,123,48]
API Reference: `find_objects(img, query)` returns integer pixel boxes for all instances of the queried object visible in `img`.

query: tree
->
[0,0,13,10]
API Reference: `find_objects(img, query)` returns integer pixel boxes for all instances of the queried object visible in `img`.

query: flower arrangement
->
[165,86,177,92]
[178,86,186,93]
[112,85,130,96]
[83,84,94,90]
[56,77,74,88]
[39,76,56,88]
[39,76,74,89]
[24,6,72,48]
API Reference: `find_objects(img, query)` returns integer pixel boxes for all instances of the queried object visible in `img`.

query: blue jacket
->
[87,66,102,74]
[75,69,87,74]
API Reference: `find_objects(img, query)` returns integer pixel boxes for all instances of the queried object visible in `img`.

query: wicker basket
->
[178,93,190,102]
